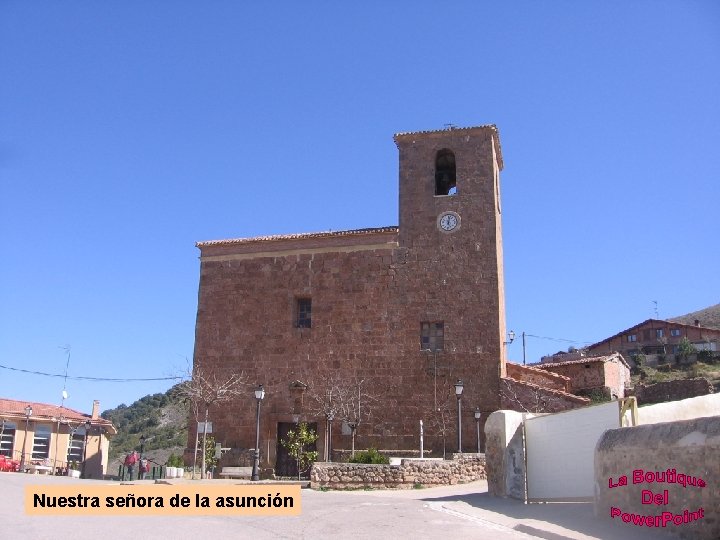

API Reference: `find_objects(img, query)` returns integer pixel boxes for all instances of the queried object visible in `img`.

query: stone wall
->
[595,416,720,539]
[631,377,714,405]
[484,410,532,500]
[309,455,485,489]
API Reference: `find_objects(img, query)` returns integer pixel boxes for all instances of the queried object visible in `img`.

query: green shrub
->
[166,453,184,468]
[348,448,389,464]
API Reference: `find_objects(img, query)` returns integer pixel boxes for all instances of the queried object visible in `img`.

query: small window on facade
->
[670,329,681,337]
[0,422,16,457]
[435,149,457,195]
[296,298,311,328]
[421,321,444,352]
[32,424,51,459]
[627,334,637,342]
[656,329,664,338]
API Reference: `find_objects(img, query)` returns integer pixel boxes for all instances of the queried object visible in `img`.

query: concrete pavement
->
[1,473,673,539]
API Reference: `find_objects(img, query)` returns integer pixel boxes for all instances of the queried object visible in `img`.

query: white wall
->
[637,393,720,425]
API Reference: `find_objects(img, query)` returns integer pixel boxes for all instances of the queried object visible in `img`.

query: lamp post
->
[326,412,334,462]
[81,420,91,478]
[251,384,265,481]
[139,434,145,459]
[474,408,482,453]
[20,405,32,472]
[20,406,32,471]
[454,380,464,454]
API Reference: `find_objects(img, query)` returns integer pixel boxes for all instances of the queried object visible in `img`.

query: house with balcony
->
[587,318,720,365]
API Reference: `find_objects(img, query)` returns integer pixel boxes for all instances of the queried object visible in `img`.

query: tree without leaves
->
[177,364,248,478]
[303,370,380,457]
[499,378,552,414]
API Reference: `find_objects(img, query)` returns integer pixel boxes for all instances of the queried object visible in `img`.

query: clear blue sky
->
[1,1,718,413]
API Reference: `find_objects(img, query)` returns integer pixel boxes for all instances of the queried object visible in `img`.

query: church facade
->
[191,125,508,472]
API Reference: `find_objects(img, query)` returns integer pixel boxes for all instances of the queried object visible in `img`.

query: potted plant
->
[67,461,80,478]
[166,454,184,478]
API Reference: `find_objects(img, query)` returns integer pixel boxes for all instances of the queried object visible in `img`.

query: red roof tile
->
[197,226,399,248]
[0,397,115,432]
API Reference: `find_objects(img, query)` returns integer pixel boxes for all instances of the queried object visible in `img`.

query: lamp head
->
[255,384,265,401]
[454,379,464,396]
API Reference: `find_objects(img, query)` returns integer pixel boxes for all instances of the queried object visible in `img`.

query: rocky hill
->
[101,384,189,470]
[670,303,720,329]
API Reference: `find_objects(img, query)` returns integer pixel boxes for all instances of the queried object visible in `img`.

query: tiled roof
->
[507,362,571,382]
[197,226,399,248]
[393,124,499,138]
[0,397,115,432]
[502,377,591,404]
[533,353,630,370]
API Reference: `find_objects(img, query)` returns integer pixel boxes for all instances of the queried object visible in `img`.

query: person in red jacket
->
[124,450,138,480]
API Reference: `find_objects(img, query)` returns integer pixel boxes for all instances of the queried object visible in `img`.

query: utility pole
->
[522,332,527,365]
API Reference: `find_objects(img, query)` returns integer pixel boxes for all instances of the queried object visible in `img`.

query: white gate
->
[524,401,621,501]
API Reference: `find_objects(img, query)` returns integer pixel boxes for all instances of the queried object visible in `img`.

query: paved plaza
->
[2,473,664,540]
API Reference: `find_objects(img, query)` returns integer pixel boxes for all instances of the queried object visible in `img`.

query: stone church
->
[191,125,508,474]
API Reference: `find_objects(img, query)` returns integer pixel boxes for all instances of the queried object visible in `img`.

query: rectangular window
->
[670,329,681,337]
[0,422,16,457]
[627,334,637,342]
[656,329,664,338]
[66,427,86,463]
[32,424,51,459]
[421,321,444,352]
[296,298,311,328]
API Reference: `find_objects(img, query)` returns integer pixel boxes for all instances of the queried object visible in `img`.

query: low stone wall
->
[310,454,485,489]
[330,449,428,462]
[631,377,714,405]
[595,416,720,539]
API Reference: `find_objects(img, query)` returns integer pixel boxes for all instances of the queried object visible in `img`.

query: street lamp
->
[139,434,146,458]
[326,412,335,462]
[474,408,482,453]
[504,330,516,345]
[454,380,464,454]
[20,405,32,472]
[251,384,265,481]
[81,420,91,478]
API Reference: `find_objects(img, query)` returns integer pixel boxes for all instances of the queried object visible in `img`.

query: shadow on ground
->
[421,491,673,540]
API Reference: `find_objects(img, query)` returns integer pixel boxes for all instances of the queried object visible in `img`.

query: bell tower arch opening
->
[434,149,457,195]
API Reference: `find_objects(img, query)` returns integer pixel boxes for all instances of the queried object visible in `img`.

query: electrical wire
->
[0,363,182,383]
[524,333,592,345]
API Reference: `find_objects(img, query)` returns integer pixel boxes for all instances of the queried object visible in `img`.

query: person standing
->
[124,450,138,480]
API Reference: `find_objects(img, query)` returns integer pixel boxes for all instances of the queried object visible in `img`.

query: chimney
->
[91,400,100,420]
[695,319,701,327]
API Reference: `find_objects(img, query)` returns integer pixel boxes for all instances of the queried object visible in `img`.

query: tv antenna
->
[59,345,71,407]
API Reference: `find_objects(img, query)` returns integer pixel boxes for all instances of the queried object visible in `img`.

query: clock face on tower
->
[438,211,460,233]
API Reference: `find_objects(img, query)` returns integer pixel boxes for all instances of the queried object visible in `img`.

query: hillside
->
[101,384,189,468]
[669,303,720,329]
